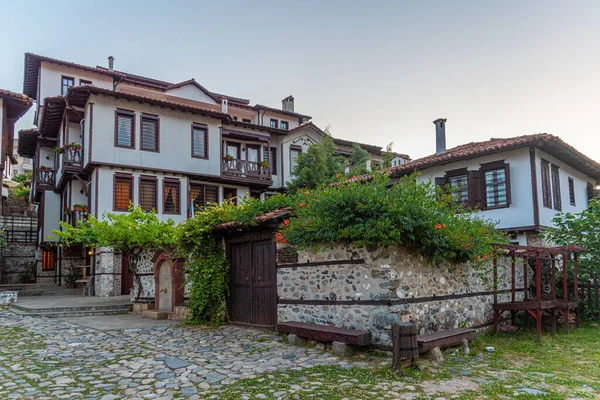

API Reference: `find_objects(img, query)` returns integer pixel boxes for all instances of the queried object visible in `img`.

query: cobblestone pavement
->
[0,309,360,399]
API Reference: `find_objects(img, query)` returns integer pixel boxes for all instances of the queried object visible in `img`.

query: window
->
[290,146,302,173]
[226,142,240,159]
[569,177,576,206]
[115,109,135,148]
[270,119,279,128]
[483,167,509,208]
[242,118,251,123]
[114,174,133,211]
[191,124,208,159]
[247,145,260,163]
[61,76,74,96]
[138,176,157,212]
[541,159,552,208]
[163,179,180,214]
[280,121,289,130]
[270,147,277,174]
[551,164,561,211]
[79,79,92,86]
[189,183,218,216]
[224,187,237,205]
[42,250,56,271]
[140,114,159,152]
[448,174,469,203]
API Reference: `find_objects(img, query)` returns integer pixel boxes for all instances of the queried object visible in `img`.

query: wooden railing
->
[36,169,55,187]
[66,210,88,227]
[63,147,82,166]
[222,159,272,182]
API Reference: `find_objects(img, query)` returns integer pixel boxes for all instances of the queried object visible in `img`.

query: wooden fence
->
[578,278,600,316]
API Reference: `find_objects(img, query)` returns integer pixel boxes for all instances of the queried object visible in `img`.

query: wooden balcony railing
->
[36,169,55,188]
[66,210,88,227]
[63,147,82,166]
[221,159,272,182]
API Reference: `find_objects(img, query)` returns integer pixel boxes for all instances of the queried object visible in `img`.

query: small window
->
[484,167,508,208]
[140,114,159,152]
[551,164,561,211]
[242,118,251,123]
[223,187,237,205]
[163,179,180,214]
[191,124,208,159]
[270,147,278,174]
[290,146,302,173]
[280,121,289,130]
[270,119,278,128]
[569,177,576,206]
[115,110,135,148]
[139,177,157,212]
[42,249,56,271]
[79,79,92,86]
[61,76,74,96]
[114,174,133,211]
[189,183,219,216]
[541,159,552,208]
[449,175,469,203]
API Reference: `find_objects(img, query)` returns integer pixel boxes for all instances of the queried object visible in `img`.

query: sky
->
[1,0,599,160]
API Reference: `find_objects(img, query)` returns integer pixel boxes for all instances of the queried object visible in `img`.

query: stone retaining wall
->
[0,243,37,284]
[277,244,527,347]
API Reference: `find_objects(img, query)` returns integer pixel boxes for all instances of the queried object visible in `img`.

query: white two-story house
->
[17,53,407,291]
[387,119,600,245]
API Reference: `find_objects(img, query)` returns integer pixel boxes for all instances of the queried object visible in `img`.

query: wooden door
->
[228,236,276,327]
[121,254,134,295]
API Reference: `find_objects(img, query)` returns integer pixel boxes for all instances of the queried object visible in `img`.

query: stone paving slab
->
[0,308,354,399]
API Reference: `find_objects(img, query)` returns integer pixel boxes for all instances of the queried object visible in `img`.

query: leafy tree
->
[544,198,600,280]
[381,142,395,169]
[287,135,345,193]
[53,205,177,300]
[8,172,32,202]
[348,143,371,176]
[12,172,32,184]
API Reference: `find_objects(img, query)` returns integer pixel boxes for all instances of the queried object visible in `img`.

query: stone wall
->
[130,250,156,301]
[94,247,122,297]
[277,244,527,347]
[0,243,37,284]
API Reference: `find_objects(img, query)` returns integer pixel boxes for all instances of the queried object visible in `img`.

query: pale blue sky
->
[1,0,599,160]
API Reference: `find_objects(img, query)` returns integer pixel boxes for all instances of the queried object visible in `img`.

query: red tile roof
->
[0,89,33,119]
[340,133,600,184]
[213,207,292,230]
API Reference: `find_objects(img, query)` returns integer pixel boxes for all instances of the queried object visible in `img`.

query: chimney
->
[221,98,228,114]
[282,95,294,113]
[108,56,114,71]
[433,118,447,155]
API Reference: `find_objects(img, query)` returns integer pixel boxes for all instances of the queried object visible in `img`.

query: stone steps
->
[10,307,132,318]
[10,303,133,314]
[0,284,80,297]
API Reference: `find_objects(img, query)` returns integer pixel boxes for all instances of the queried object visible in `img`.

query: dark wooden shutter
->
[468,170,483,209]
[541,159,552,207]
[551,164,561,211]
[587,182,595,201]
[140,115,159,151]
[205,186,218,204]
[504,163,512,206]
[435,177,447,191]
[270,147,277,174]
[115,111,134,148]
[568,177,575,206]
[139,177,157,211]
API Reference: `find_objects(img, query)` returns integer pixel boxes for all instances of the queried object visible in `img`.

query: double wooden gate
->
[228,232,277,328]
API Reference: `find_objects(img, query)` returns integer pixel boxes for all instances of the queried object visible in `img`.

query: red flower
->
[436,224,442,229]
[283,219,290,225]
[299,203,305,207]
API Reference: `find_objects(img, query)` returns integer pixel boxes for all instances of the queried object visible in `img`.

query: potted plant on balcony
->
[259,160,270,168]
[55,147,64,154]
[223,154,234,162]
[73,204,89,213]
[39,166,53,172]
[67,142,82,150]
[64,206,72,215]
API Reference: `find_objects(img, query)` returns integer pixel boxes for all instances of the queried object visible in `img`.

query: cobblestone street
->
[0,309,356,399]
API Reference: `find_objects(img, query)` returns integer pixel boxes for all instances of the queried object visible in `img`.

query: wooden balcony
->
[221,159,272,184]
[36,169,55,188]
[63,147,82,166]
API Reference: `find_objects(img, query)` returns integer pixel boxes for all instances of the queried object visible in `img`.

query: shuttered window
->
[140,115,159,152]
[270,147,277,174]
[569,177,576,206]
[163,179,181,214]
[114,174,133,211]
[480,161,511,209]
[290,146,301,174]
[115,110,135,148]
[551,164,562,211]
[448,175,469,203]
[541,159,552,208]
[192,124,208,159]
[139,177,157,212]
[42,250,56,271]
[189,183,219,216]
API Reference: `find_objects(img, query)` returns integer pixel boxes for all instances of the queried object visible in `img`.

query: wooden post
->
[493,256,498,305]
[588,281,592,311]
[562,253,568,301]
[392,323,417,374]
[535,254,542,303]
[511,251,516,303]
[523,256,529,300]
[574,253,579,303]
[550,254,556,299]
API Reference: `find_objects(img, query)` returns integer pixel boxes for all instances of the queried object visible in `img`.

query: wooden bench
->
[417,328,476,354]
[277,321,372,346]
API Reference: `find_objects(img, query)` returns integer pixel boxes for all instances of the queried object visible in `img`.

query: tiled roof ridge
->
[213,207,292,230]
[0,88,33,105]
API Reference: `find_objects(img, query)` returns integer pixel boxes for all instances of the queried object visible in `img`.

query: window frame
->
[61,76,74,96]
[162,178,181,215]
[290,145,302,174]
[114,109,136,149]
[79,79,92,86]
[270,146,277,175]
[568,177,576,206]
[447,172,469,205]
[541,159,552,208]
[270,119,279,129]
[113,173,134,212]
[480,161,511,210]
[138,175,158,212]
[140,113,160,152]
[191,123,209,159]
[246,144,261,163]
[551,164,562,211]
[42,249,56,271]
[188,183,219,217]
[223,187,238,205]
[280,121,289,130]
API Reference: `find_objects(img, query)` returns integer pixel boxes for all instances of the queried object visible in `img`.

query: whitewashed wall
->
[280,129,321,185]
[42,192,61,242]
[38,62,113,106]
[165,85,218,105]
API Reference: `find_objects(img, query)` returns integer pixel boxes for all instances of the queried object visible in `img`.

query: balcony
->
[36,169,55,188]
[65,208,89,227]
[221,159,272,184]
[63,146,82,166]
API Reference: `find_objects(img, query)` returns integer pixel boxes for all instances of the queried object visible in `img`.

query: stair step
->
[18,289,81,297]
[10,308,132,318]
[11,304,133,313]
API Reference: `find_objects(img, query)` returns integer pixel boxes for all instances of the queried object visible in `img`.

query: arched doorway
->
[153,252,185,312]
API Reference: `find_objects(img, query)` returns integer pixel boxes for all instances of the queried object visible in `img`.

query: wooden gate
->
[228,232,277,328]
[121,254,134,295]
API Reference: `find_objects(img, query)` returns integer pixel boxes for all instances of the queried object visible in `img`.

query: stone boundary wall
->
[0,243,37,284]
[277,244,528,347]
